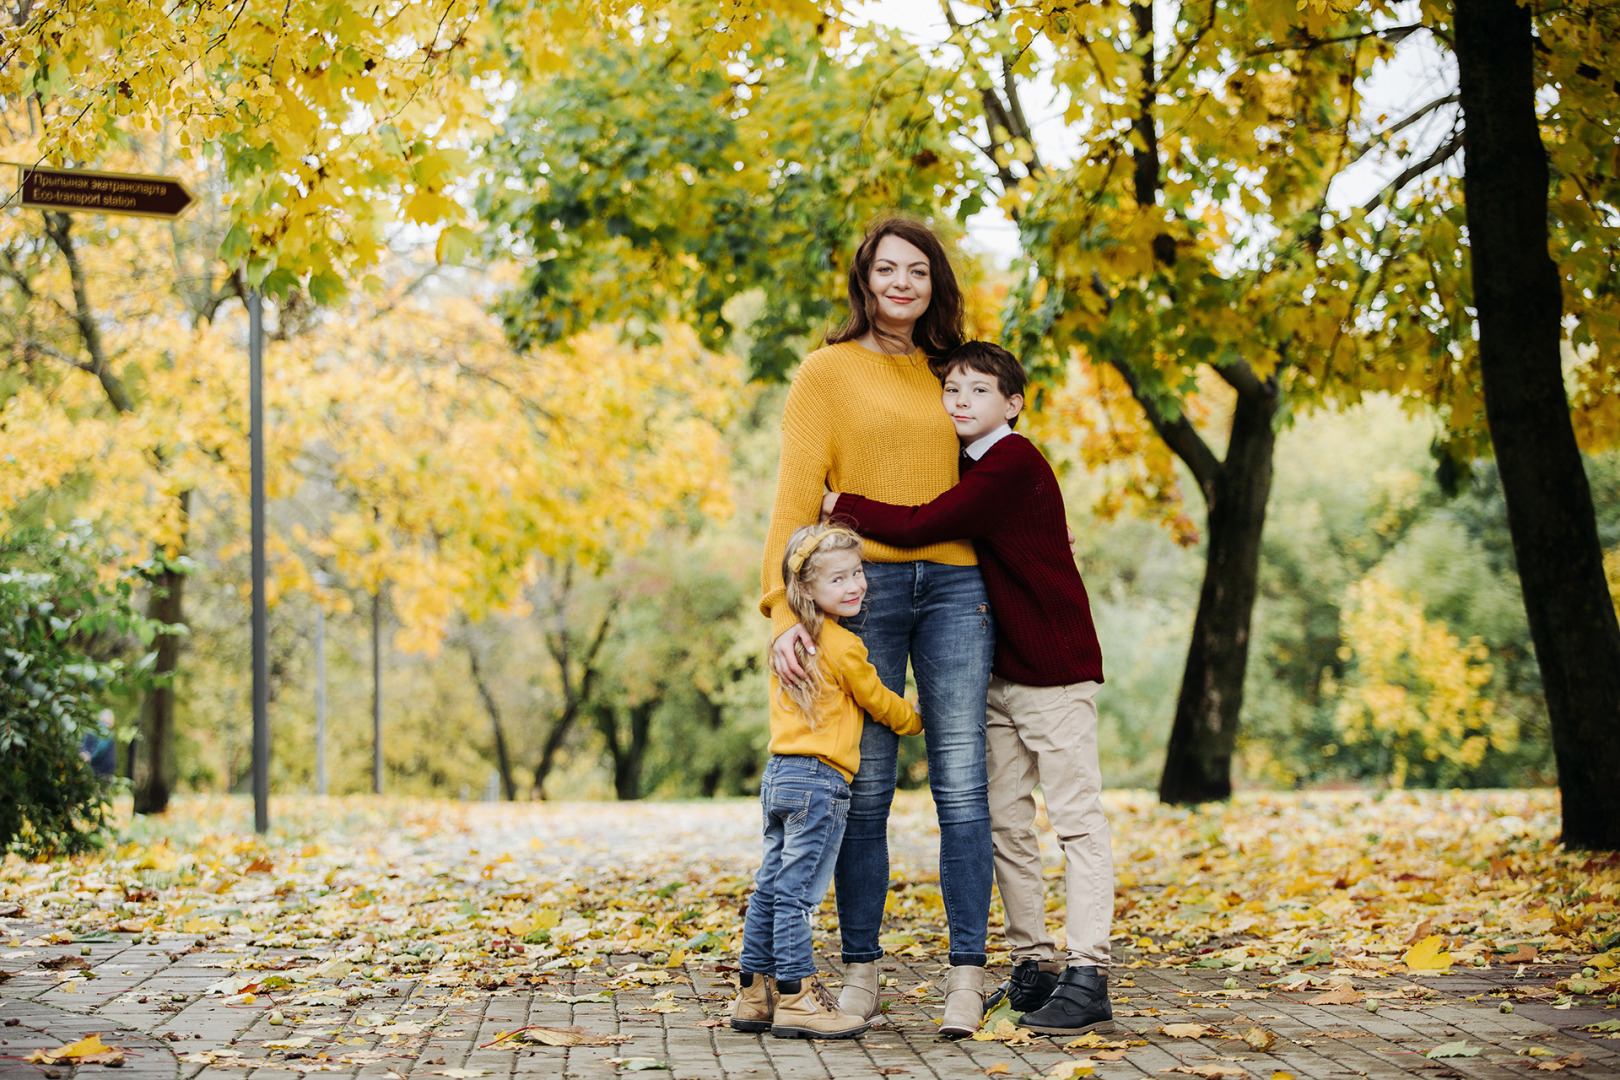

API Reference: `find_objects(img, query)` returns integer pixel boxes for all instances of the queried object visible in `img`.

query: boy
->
[820,340,1113,1036]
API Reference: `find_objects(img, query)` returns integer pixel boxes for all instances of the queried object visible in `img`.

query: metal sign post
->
[249,288,269,833]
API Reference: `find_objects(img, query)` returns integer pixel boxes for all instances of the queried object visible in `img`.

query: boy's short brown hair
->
[934,340,1027,400]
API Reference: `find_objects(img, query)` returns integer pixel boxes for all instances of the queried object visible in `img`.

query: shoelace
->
[811,979,842,1012]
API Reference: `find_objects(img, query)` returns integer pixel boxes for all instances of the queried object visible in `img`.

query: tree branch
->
[1360,131,1465,212]
[1213,355,1266,399]
[41,212,134,414]
[1246,22,1425,58]
[1345,92,1460,166]
[23,339,93,372]
[1108,357,1222,503]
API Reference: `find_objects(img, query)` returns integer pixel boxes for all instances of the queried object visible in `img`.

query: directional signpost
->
[19,166,194,219]
[11,164,271,832]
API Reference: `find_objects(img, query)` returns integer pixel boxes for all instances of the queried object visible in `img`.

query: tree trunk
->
[594,700,655,800]
[531,710,578,801]
[132,495,189,815]
[1455,0,1620,849]
[464,639,516,800]
[698,690,725,797]
[1157,382,1279,804]
[531,594,617,799]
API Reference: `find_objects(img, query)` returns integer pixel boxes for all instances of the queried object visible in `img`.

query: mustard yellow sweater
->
[769,622,922,780]
[761,341,976,638]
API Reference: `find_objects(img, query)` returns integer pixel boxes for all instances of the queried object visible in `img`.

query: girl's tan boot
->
[938,964,986,1038]
[771,976,871,1039]
[729,972,776,1033]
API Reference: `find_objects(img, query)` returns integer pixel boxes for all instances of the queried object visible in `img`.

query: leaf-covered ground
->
[2,789,1616,992]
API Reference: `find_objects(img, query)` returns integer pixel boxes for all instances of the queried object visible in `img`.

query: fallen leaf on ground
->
[984,1066,1010,1076]
[1499,943,1539,963]
[1241,1027,1276,1051]
[972,1018,1036,1045]
[1044,1062,1096,1078]
[1161,1023,1223,1038]
[27,1033,125,1066]
[1065,1032,1143,1050]
[1403,936,1453,972]
[1425,1041,1480,1059]
[608,1057,668,1071]
[432,1070,489,1078]
[491,1025,629,1047]
[1162,1066,1248,1078]
[1307,984,1364,1005]
[1529,1054,1586,1071]
[262,1037,313,1050]
[39,955,91,970]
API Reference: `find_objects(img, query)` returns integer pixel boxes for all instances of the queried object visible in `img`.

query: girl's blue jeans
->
[835,560,996,967]
[739,754,851,982]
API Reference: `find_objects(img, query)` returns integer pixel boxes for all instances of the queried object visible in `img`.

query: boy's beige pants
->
[986,675,1113,967]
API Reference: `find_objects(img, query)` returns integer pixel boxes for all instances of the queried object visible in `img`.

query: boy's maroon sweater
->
[834,432,1103,687]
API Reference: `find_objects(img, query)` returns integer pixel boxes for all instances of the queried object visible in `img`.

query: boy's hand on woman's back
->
[821,490,841,519]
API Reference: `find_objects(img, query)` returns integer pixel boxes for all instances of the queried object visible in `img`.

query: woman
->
[759,217,996,1036]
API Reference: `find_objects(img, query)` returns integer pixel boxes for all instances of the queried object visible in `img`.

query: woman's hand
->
[771,624,817,687]
[821,490,841,519]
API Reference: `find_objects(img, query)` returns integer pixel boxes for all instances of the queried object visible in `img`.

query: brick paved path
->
[2,793,1617,1079]
[5,919,1617,1078]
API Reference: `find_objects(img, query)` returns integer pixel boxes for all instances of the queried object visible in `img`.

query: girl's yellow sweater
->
[769,622,922,781]
[760,341,976,639]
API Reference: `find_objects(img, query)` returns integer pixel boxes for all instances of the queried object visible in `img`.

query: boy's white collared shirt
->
[964,423,1014,461]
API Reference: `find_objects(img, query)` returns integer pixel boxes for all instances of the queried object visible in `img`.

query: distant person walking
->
[80,709,117,781]
[760,217,996,1036]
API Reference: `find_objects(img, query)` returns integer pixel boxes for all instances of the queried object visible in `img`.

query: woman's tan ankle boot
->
[938,964,986,1037]
[837,961,880,1019]
[771,976,871,1039]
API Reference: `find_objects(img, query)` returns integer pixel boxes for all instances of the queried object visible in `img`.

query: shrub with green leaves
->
[1,525,166,856]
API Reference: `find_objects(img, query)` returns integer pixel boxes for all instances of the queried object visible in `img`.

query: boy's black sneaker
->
[1017,965,1115,1035]
[1007,959,1064,1012]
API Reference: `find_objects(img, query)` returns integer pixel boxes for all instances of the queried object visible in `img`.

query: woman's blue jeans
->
[835,560,996,967]
[740,755,851,982]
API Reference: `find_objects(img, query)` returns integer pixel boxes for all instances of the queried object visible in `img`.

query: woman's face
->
[865,234,933,334]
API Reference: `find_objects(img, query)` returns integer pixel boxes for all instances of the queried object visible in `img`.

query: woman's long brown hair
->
[827,217,965,359]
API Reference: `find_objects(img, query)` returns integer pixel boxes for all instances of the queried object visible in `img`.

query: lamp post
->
[312,571,331,796]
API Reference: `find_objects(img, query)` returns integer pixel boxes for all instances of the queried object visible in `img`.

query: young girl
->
[732,523,923,1040]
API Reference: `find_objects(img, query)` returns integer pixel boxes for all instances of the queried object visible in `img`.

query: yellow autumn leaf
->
[1045,1062,1095,1079]
[1403,935,1454,971]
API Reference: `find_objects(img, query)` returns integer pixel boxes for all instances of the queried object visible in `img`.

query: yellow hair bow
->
[787,528,856,575]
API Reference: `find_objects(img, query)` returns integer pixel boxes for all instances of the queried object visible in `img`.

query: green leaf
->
[1426,1042,1481,1059]
[308,271,347,307]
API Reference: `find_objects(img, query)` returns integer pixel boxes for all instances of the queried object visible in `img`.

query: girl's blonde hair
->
[779,523,865,728]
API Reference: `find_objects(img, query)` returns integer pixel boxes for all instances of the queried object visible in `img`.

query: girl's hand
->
[771,624,817,687]
[821,490,840,519]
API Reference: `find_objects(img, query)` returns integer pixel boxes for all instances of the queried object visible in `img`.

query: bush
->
[0,525,163,856]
